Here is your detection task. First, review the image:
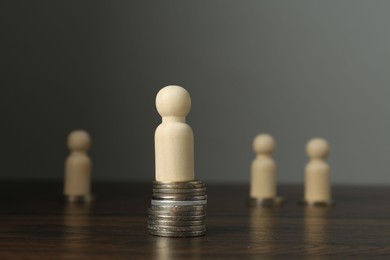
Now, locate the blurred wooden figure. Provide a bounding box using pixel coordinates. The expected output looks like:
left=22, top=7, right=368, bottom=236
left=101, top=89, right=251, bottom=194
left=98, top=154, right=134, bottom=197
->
left=62, top=130, right=94, bottom=203
left=302, top=138, right=333, bottom=206
left=249, top=134, right=283, bottom=207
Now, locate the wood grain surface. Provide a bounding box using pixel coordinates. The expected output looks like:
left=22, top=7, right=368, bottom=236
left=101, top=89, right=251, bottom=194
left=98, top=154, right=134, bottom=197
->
left=0, top=181, right=390, bottom=258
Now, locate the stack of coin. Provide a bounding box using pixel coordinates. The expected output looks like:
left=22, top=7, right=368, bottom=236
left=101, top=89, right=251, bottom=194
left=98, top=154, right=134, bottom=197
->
left=148, top=180, right=207, bottom=237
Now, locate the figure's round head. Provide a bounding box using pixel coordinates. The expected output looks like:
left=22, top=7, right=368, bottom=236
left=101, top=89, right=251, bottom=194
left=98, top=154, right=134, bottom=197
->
left=306, top=138, right=329, bottom=159
left=67, top=130, right=91, bottom=151
left=156, top=85, right=191, bottom=117
left=253, top=133, right=275, bottom=154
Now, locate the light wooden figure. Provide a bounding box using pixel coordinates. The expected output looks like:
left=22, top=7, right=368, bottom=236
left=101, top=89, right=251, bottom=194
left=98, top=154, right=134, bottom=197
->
left=304, top=138, right=332, bottom=206
left=63, top=130, right=93, bottom=202
left=155, top=85, right=195, bottom=182
left=249, top=134, right=283, bottom=206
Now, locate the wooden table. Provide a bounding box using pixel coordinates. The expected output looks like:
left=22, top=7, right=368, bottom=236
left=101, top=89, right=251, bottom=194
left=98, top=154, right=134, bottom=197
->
left=0, top=181, right=389, bottom=258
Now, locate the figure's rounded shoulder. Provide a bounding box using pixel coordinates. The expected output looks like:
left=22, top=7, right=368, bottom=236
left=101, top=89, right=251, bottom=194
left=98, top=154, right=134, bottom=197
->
left=66, top=154, right=90, bottom=164
left=156, top=122, right=192, bottom=131
left=306, top=161, right=329, bottom=173
left=155, top=123, right=193, bottom=138
left=252, top=157, right=276, bottom=172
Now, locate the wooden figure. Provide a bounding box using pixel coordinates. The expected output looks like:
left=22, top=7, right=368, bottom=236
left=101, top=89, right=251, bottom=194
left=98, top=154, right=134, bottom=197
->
left=155, top=85, right=195, bottom=182
left=63, top=130, right=94, bottom=203
left=303, top=138, right=333, bottom=206
left=249, top=134, right=283, bottom=207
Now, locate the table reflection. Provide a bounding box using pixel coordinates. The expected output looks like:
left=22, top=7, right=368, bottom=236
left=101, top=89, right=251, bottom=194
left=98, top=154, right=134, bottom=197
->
left=151, top=234, right=203, bottom=260
left=62, top=204, right=92, bottom=252
left=304, top=206, right=331, bottom=255
left=249, top=207, right=280, bottom=254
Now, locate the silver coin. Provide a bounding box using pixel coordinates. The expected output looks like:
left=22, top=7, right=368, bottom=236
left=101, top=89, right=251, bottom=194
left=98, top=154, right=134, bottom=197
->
left=148, top=224, right=206, bottom=232
left=151, top=199, right=207, bottom=206
left=152, top=187, right=206, bottom=194
left=152, top=191, right=206, bottom=197
left=151, top=205, right=206, bottom=212
left=148, top=214, right=206, bottom=221
left=148, top=209, right=205, bottom=217
left=151, top=211, right=205, bottom=215
left=148, top=209, right=206, bottom=215
left=153, top=185, right=205, bottom=190
left=148, top=218, right=204, bottom=224
left=148, top=206, right=206, bottom=216
left=153, top=187, right=203, bottom=192
left=152, top=195, right=207, bottom=201
left=148, top=226, right=206, bottom=234
left=148, top=229, right=206, bottom=237
left=153, top=181, right=205, bottom=189
left=153, top=192, right=206, bottom=198
left=147, top=219, right=206, bottom=227
left=147, top=219, right=204, bottom=226
left=149, top=214, right=206, bottom=220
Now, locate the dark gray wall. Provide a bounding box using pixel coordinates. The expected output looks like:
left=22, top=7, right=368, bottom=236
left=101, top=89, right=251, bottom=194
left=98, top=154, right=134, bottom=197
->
left=1, top=1, right=389, bottom=184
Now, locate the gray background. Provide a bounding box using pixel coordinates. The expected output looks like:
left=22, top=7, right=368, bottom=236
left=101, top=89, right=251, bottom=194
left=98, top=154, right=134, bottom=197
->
left=1, top=1, right=389, bottom=184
